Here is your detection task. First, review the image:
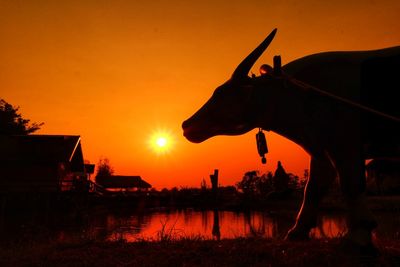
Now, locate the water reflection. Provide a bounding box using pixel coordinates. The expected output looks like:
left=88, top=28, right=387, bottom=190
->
left=2, top=209, right=399, bottom=243
left=212, top=210, right=220, bottom=240
left=77, top=210, right=399, bottom=242
left=310, top=215, right=347, bottom=238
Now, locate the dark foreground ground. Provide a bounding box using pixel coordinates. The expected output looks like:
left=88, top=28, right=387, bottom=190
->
left=1, top=238, right=400, bottom=267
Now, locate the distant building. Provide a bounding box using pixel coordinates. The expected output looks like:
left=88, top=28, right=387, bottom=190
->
left=96, top=175, right=151, bottom=191
left=0, top=135, right=88, bottom=193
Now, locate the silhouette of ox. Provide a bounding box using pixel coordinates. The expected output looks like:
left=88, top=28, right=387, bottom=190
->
left=182, top=29, right=400, bottom=250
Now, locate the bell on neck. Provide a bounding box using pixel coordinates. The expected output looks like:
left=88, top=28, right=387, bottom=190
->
left=256, top=128, right=268, bottom=164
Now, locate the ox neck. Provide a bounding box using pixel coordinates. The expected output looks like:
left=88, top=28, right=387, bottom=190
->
left=251, top=76, right=309, bottom=146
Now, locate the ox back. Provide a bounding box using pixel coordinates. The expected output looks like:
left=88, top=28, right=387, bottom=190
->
left=361, top=53, right=400, bottom=158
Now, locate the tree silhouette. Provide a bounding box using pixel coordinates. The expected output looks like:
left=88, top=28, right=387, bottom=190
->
left=200, top=178, right=207, bottom=191
left=259, top=172, right=274, bottom=195
left=236, top=170, right=274, bottom=197
left=0, top=99, right=43, bottom=135
left=95, top=158, right=114, bottom=185
left=236, top=162, right=303, bottom=199
left=236, top=170, right=260, bottom=196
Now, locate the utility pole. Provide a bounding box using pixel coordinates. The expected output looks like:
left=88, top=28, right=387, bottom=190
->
left=210, top=169, right=219, bottom=194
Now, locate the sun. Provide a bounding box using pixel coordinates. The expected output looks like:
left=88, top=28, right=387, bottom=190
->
left=156, top=137, right=167, bottom=147
left=149, top=130, right=174, bottom=154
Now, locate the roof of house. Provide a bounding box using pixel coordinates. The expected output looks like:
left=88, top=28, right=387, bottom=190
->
left=97, top=175, right=151, bottom=189
left=0, top=135, right=84, bottom=172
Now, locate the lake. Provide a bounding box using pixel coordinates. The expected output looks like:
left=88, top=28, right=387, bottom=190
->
left=55, top=209, right=400, bottom=242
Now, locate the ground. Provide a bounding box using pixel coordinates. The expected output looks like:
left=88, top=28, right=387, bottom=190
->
left=1, top=238, right=400, bottom=267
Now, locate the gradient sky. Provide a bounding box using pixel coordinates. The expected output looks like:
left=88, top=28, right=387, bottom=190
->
left=1, top=0, right=400, bottom=189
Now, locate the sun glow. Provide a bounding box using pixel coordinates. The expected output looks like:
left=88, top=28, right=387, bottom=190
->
left=149, top=130, right=174, bottom=154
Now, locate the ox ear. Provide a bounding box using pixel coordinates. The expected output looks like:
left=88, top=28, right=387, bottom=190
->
left=273, top=55, right=282, bottom=76
left=232, top=28, right=277, bottom=79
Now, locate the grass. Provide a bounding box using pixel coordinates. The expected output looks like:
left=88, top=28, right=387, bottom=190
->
left=1, top=237, right=400, bottom=267
left=156, top=219, right=184, bottom=242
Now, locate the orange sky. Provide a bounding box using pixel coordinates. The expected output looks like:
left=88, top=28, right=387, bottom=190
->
left=1, top=0, right=400, bottom=189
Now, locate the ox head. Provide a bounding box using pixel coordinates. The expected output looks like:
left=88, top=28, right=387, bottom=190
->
left=182, top=29, right=278, bottom=143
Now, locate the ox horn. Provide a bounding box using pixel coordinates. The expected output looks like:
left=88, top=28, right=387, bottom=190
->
left=232, top=28, right=277, bottom=79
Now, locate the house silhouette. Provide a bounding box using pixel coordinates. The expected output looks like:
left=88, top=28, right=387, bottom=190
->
left=96, top=175, right=151, bottom=191
left=0, top=135, right=88, bottom=193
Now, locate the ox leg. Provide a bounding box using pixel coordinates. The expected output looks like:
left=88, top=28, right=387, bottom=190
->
left=336, top=154, right=377, bottom=247
left=286, top=155, right=336, bottom=240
